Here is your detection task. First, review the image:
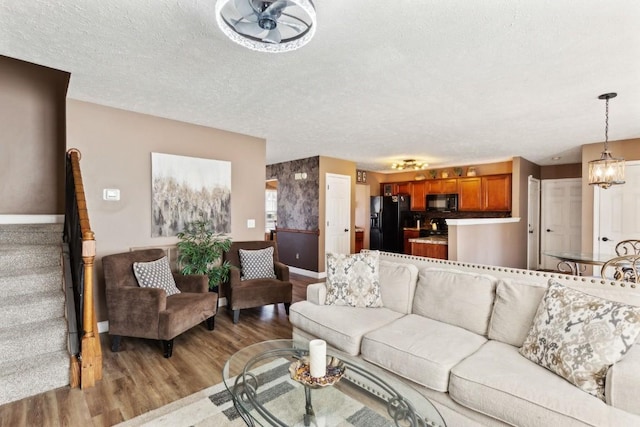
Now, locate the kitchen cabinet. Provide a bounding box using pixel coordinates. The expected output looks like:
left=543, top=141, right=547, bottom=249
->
left=355, top=230, right=364, bottom=253
left=397, top=182, right=411, bottom=195
left=410, top=181, right=426, bottom=210
left=458, top=174, right=512, bottom=212
left=411, top=242, right=448, bottom=259
left=425, top=179, right=458, bottom=195
left=382, top=183, right=398, bottom=196
left=403, top=229, right=420, bottom=254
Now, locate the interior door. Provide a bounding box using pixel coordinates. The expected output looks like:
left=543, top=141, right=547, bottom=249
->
left=325, top=173, right=351, bottom=256
left=527, top=176, right=541, bottom=270
left=540, top=178, right=582, bottom=270
left=594, top=162, right=640, bottom=256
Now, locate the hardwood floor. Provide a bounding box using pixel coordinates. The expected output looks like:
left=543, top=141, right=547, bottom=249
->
left=0, top=273, right=318, bottom=427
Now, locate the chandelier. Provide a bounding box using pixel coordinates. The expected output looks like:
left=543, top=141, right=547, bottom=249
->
left=391, top=159, right=428, bottom=171
left=588, top=93, right=625, bottom=189
left=215, top=0, right=316, bottom=53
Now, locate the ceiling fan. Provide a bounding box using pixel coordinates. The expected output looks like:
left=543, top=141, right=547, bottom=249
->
left=216, top=0, right=316, bottom=52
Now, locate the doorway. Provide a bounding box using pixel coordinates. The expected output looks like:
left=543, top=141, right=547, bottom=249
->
left=527, top=176, right=541, bottom=270
left=540, top=178, right=582, bottom=270
left=325, top=173, right=351, bottom=256
left=265, top=179, right=277, bottom=240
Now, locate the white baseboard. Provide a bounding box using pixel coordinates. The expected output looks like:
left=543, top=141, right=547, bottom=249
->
left=0, top=214, right=64, bottom=224
left=97, top=298, right=228, bottom=334
left=289, top=266, right=326, bottom=280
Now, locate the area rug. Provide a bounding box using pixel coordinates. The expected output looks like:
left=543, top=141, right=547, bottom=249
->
left=116, top=359, right=390, bottom=427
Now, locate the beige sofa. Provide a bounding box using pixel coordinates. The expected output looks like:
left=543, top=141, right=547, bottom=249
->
left=289, top=252, right=640, bottom=426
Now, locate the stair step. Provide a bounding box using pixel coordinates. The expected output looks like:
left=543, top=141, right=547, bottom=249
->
left=0, top=318, right=68, bottom=365
left=0, top=291, right=65, bottom=328
left=0, top=266, right=62, bottom=298
left=0, top=223, right=63, bottom=245
left=0, top=350, right=70, bottom=406
left=0, top=244, right=62, bottom=270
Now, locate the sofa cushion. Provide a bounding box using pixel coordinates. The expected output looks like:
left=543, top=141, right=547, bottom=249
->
left=519, top=281, right=640, bottom=401
left=289, top=300, right=403, bottom=356
left=325, top=251, right=383, bottom=308
left=450, top=340, right=640, bottom=427
left=133, top=256, right=181, bottom=296
left=488, top=279, right=547, bottom=347
left=361, top=314, right=487, bottom=392
left=378, top=260, right=419, bottom=314
left=239, top=247, right=276, bottom=280
left=413, top=268, right=497, bottom=336
left=606, top=344, right=640, bottom=416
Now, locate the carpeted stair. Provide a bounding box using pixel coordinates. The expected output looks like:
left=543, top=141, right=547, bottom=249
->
left=0, top=223, right=70, bottom=406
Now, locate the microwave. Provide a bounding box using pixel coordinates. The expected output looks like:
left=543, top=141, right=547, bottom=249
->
left=426, top=193, right=458, bottom=212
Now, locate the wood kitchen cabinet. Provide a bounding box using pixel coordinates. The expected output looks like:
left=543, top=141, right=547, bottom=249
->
left=411, top=242, right=448, bottom=259
left=425, top=179, right=457, bottom=195
left=355, top=230, right=364, bottom=253
left=397, top=182, right=411, bottom=195
left=458, top=174, right=512, bottom=212
left=403, top=229, right=420, bottom=254
left=410, top=181, right=426, bottom=210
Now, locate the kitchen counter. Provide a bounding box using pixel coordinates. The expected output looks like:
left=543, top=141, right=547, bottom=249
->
left=408, top=236, right=448, bottom=245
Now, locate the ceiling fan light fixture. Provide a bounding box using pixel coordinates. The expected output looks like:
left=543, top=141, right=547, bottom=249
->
left=215, top=0, right=316, bottom=53
left=588, top=93, right=625, bottom=189
left=391, top=159, right=428, bottom=171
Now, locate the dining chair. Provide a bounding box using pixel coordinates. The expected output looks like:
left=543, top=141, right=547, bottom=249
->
left=615, top=240, right=640, bottom=256
left=601, top=254, right=640, bottom=284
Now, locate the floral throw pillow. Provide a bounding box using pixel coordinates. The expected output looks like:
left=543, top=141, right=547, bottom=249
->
left=519, top=280, right=640, bottom=401
left=325, top=251, right=383, bottom=308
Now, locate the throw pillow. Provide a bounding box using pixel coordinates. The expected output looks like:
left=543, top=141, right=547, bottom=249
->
left=519, top=280, right=640, bottom=401
left=239, top=247, right=276, bottom=280
left=325, top=251, right=383, bottom=308
left=133, top=256, right=181, bottom=296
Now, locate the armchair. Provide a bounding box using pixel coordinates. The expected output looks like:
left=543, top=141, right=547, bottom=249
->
left=222, top=241, right=292, bottom=324
left=102, top=248, right=218, bottom=358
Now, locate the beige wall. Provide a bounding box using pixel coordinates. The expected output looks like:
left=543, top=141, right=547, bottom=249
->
left=448, top=221, right=523, bottom=268
left=581, top=138, right=640, bottom=253
left=377, top=160, right=513, bottom=184
left=511, top=157, right=541, bottom=268
left=318, top=156, right=357, bottom=272
left=66, top=100, right=267, bottom=321
left=541, top=163, right=581, bottom=180
left=0, top=56, right=69, bottom=214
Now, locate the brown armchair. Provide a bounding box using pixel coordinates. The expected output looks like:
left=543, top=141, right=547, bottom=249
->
left=102, top=248, right=218, bottom=358
left=222, top=241, right=292, bottom=324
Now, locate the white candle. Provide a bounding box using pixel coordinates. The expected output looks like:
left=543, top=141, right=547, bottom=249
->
left=309, top=339, right=327, bottom=378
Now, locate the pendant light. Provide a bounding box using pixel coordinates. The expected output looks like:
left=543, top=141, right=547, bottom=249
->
left=588, top=93, right=625, bottom=189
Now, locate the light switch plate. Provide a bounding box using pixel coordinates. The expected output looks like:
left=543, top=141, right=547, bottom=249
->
left=247, top=219, right=256, bottom=228
left=103, top=188, right=120, bottom=201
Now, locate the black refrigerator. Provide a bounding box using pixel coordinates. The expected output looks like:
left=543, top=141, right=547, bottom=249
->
left=370, top=195, right=411, bottom=253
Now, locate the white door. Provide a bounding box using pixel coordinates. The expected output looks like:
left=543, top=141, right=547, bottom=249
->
left=325, top=173, right=351, bottom=256
left=540, top=178, right=582, bottom=270
left=594, top=162, right=640, bottom=256
left=527, top=176, right=541, bottom=270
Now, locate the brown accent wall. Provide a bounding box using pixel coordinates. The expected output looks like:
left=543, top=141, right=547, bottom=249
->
left=541, top=163, right=581, bottom=179
left=581, top=138, right=640, bottom=253
left=0, top=56, right=69, bottom=214
left=67, top=100, right=267, bottom=322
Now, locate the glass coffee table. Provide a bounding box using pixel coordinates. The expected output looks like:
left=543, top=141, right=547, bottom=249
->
left=223, top=339, right=445, bottom=426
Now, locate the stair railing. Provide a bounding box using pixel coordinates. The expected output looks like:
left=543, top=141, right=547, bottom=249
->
left=64, top=148, right=102, bottom=389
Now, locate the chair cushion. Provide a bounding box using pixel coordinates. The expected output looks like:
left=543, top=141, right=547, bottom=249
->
left=289, top=301, right=403, bottom=355
left=450, top=340, right=640, bottom=427
left=158, top=292, right=217, bottom=340
left=239, top=247, right=276, bottom=280
left=325, top=251, right=383, bottom=308
left=361, top=314, right=486, bottom=392
left=519, top=280, right=640, bottom=401
left=413, top=268, right=497, bottom=336
left=133, top=256, right=181, bottom=296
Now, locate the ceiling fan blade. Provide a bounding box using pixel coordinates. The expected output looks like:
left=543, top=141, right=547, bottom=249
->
left=233, top=21, right=267, bottom=38
left=262, top=28, right=282, bottom=44
left=277, top=18, right=305, bottom=33
left=264, top=0, right=291, bottom=16
left=233, top=0, right=257, bottom=19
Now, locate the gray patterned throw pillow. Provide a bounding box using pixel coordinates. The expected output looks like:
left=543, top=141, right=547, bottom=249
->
left=132, top=256, right=181, bottom=296
left=239, top=247, right=276, bottom=280
left=325, top=251, right=383, bottom=308
left=519, top=280, right=640, bottom=401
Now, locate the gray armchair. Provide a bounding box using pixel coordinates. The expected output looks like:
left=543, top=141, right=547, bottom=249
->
left=102, top=248, right=218, bottom=357
left=222, top=241, right=292, bottom=324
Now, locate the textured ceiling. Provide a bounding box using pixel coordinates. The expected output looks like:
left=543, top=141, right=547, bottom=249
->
left=1, top=1, right=639, bottom=171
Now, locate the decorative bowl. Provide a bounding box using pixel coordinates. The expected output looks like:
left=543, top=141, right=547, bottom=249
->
left=289, top=356, right=346, bottom=388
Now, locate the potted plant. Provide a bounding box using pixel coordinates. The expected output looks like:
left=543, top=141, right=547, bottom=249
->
left=177, top=218, right=232, bottom=291
left=453, top=167, right=463, bottom=177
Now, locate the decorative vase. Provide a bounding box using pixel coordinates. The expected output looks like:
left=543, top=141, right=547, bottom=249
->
left=441, top=171, right=449, bottom=179
left=467, top=167, right=477, bottom=177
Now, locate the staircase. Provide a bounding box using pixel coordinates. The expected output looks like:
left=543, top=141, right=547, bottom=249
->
left=0, top=223, right=71, bottom=406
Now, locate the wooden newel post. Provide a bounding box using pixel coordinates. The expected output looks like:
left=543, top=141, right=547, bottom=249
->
left=80, top=231, right=102, bottom=388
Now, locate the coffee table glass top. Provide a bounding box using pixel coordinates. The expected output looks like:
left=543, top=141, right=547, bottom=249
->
left=222, top=339, right=445, bottom=426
